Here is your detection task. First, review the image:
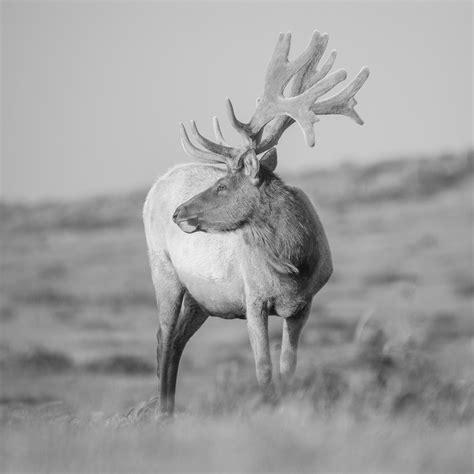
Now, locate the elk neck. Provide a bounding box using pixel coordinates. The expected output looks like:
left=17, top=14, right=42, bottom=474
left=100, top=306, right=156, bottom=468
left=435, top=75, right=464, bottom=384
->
left=241, top=171, right=318, bottom=276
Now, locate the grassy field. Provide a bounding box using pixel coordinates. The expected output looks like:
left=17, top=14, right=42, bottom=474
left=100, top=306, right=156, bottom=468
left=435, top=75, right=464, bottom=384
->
left=1, top=151, right=473, bottom=473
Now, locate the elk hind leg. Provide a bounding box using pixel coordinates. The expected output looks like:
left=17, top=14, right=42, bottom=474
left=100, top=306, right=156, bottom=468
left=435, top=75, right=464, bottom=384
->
left=151, top=261, right=184, bottom=416
left=166, top=293, right=208, bottom=414
left=280, top=303, right=311, bottom=382
left=156, top=327, right=162, bottom=379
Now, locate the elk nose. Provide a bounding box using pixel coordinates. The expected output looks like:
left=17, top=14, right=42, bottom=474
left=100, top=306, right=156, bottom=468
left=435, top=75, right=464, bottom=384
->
left=172, top=207, right=180, bottom=223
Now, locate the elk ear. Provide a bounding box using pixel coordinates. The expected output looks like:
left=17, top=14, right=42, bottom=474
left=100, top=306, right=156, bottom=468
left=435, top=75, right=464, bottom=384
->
left=260, top=148, right=277, bottom=172
left=243, top=151, right=260, bottom=185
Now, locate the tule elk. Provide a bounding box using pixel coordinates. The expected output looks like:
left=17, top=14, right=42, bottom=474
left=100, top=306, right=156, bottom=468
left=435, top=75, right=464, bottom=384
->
left=143, top=31, right=369, bottom=416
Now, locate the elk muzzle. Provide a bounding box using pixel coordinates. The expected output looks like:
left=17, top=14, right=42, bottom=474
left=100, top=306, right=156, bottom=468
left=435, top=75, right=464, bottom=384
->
left=172, top=205, right=201, bottom=233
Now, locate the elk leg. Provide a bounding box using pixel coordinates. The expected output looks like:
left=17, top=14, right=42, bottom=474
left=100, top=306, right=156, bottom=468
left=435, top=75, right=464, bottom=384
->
left=156, top=327, right=162, bottom=379
left=166, top=292, right=208, bottom=414
left=151, top=260, right=184, bottom=416
left=246, top=302, right=273, bottom=395
left=280, top=303, right=311, bottom=382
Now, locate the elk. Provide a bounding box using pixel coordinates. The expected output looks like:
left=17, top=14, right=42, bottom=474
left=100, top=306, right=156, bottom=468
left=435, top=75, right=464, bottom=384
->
left=143, top=31, right=369, bottom=416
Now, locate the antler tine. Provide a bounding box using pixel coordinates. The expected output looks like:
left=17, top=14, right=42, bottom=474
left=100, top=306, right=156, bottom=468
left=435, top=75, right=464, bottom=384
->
left=179, top=123, right=229, bottom=165
left=303, top=69, right=348, bottom=101
left=290, top=33, right=329, bottom=96
left=213, top=116, right=230, bottom=146
left=225, top=98, right=252, bottom=144
left=190, top=120, right=236, bottom=157
left=312, top=67, right=370, bottom=124
left=264, top=31, right=324, bottom=98
left=306, top=50, right=337, bottom=89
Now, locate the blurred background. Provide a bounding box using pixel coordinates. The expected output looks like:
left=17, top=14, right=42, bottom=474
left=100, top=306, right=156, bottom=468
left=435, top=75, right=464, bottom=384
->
left=1, top=2, right=473, bottom=473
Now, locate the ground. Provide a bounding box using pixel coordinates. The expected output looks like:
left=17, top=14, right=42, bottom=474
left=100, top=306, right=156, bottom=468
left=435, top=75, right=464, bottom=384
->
left=0, top=151, right=473, bottom=473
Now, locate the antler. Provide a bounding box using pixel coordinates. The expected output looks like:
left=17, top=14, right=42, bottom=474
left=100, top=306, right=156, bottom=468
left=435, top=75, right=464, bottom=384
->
left=179, top=120, right=240, bottom=167
left=179, top=31, right=369, bottom=167
left=244, top=31, right=369, bottom=152
left=255, top=55, right=370, bottom=153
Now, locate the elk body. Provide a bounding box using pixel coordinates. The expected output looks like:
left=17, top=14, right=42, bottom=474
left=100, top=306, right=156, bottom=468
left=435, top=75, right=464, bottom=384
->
left=143, top=31, right=369, bottom=415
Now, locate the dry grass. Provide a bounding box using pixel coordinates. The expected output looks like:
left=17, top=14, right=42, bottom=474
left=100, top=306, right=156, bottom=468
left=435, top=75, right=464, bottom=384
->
left=2, top=409, right=472, bottom=474
left=1, top=328, right=473, bottom=473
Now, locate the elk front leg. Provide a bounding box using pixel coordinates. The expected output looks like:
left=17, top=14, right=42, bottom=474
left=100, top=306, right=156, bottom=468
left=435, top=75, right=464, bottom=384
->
left=246, top=301, right=273, bottom=396
left=280, top=303, right=311, bottom=382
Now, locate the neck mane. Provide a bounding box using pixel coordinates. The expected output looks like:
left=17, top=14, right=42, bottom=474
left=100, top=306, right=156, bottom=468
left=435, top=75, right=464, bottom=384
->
left=242, top=171, right=317, bottom=275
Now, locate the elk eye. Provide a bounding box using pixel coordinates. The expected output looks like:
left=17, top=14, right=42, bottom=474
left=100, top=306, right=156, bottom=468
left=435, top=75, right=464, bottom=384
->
left=217, top=184, right=227, bottom=193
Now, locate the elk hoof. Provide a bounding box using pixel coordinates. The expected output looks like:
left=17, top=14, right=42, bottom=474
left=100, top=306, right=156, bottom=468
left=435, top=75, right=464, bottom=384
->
left=262, top=383, right=278, bottom=406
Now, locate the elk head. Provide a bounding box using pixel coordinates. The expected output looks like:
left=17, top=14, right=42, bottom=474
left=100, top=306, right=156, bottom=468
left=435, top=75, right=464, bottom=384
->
left=174, top=31, right=369, bottom=233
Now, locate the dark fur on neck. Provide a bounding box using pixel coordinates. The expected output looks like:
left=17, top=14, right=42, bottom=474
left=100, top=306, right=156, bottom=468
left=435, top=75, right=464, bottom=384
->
left=242, top=168, right=319, bottom=275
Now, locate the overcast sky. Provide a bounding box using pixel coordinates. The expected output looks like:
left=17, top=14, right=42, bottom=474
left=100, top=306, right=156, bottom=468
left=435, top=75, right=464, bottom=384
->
left=2, top=1, right=472, bottom=201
